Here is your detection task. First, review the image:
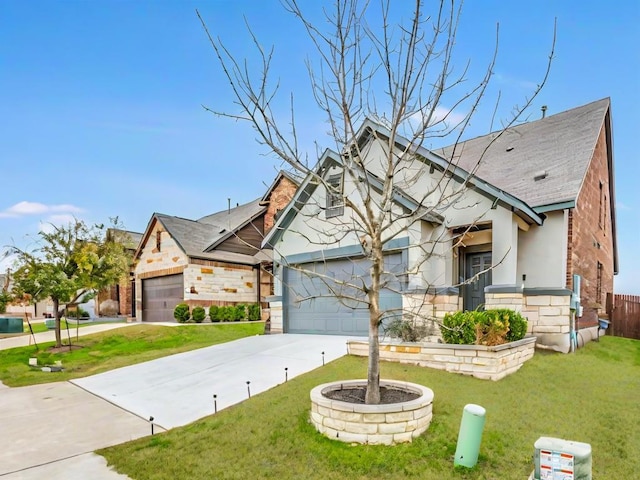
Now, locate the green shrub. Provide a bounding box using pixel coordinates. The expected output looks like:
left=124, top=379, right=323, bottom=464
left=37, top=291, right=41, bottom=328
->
left=441, top=308, right=528, bottom=345
left=385, top=317, right=431, bottom=342
left=494, top=308, right=528, bottom=342
left=248, top=304, right=261, bottom=321
left=173, top=303, right=191, bottom=323
left=234, top=304, right=246, bottom=321
left=209, top=305, right=221, bottom=322
left=441, top=310, right=479, bottom=344
left=67, top=307, right=90, bottom=318
left=192, top=306, right=206, bottom=323
left=221, top=306, right=235, bottom=322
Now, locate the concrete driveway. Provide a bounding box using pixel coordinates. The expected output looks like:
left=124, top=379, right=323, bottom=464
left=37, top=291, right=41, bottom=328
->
left=0, top=333, right=352, bottom=478
left=71, top=334, right=351, bottom=429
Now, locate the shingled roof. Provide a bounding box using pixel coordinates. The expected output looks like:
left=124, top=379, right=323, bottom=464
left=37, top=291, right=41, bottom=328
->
left=138, top=199, right=266, bottom=265
left=436, top=98, right=611, bottom=210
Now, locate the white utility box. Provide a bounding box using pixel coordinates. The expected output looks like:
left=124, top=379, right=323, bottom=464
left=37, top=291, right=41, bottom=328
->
left=532, top=436, right=592, bottom=480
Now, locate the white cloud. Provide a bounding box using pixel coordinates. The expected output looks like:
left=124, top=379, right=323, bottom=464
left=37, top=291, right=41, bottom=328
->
left=0, top=201, right=84, bottom=219
left=39, top=214, right=79, bottom=234
left=410, top=105, right=467, bottom=130
left=0, top=253, right=16, bottom=273
left=494, top=72, right=538, bottom=90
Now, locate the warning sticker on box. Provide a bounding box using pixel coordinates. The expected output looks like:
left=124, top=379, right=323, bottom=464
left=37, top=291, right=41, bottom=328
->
left=539, top=450, right=574, bottom=480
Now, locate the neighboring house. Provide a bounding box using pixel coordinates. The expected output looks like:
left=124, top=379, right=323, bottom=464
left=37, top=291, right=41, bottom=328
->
left=97, top=229, right=144, bottom=317
left=264, top=98, right=617, bottom=352
left=0, top=272, right=52, bottom=318
left=133, top=171, right=299, bottom=322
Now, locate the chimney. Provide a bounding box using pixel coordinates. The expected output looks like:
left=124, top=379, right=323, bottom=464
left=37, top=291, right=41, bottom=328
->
left=228, top=198, right=231, bottom=214
left=541, top=105, right=548, bottom=119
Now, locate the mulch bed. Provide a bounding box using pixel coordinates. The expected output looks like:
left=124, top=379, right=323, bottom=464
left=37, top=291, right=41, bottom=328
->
left=47, top=344, right=83, bottom=354
left=324, top=385, right=420, bottom=404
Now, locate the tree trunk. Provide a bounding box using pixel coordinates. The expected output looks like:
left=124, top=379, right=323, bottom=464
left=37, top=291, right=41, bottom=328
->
left=53, top=298, right=62, bottom=348
left=365, top=240, right=383, bottom=404
left=365, top=318, right=381, bottom=404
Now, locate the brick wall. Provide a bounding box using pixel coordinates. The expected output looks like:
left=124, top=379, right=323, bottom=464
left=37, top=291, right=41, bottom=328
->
left=570, top=124, right=615, bottom=326
left=264, top=176, right=298, bottom=232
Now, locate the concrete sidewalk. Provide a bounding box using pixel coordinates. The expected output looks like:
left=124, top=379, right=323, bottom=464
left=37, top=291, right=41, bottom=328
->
left=0, top=322, right=137, bottom=350
left=0, top=382, right=150, bottom=478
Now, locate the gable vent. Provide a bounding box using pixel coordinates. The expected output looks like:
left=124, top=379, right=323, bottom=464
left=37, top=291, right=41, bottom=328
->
left=533, top=170, right=549, bottom=181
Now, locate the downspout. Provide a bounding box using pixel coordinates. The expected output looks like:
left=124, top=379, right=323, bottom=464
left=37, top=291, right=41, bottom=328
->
left=256, top=264, right=261, bottom=307
left=570, top=274, right=582, bottom=352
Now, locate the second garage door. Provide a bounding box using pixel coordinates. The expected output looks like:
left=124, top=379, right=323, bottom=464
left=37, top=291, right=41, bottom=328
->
left=283, top=254, right=404, bottom=336
left=142, top=274, right=184, bottom=322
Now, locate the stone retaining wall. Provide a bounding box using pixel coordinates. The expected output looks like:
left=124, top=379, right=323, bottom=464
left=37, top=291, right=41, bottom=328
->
left=310, top=380, right=434, bottom=445
left=348, top=337, right=536, bottom=381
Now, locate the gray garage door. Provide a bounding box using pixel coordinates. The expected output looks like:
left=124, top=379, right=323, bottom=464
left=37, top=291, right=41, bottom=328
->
left=283, top=254, right=404, bottom=335
left=142, top=274, right=184, bottom=322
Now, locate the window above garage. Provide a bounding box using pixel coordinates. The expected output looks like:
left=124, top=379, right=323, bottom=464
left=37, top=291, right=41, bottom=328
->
left=326, top=174, right=344, bottom=218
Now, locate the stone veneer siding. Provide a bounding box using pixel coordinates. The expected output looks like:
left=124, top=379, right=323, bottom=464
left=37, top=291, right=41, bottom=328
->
left=484, top=290, right=572, bottom=337
left=267, top=299, right=283, bottom=333
left=348, top=337, right=536, bottom=381
left=403, top=291, right=461, bottom=332
left=310, top=380, right=434, bottom=445
left=183, top=262, right=258, bottom=304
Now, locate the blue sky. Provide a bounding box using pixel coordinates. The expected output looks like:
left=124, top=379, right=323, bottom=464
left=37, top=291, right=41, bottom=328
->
left=0, top=0, right=638, bottom=294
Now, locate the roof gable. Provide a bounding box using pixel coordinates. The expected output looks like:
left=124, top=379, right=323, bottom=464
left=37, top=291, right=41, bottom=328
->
left=260, top=170, right=303, bottom=204
left=134, top=199, right=267, bottom=266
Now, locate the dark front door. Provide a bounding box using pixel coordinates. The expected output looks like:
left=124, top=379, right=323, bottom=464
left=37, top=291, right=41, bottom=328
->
left=463, top=252, right=492, bottom=311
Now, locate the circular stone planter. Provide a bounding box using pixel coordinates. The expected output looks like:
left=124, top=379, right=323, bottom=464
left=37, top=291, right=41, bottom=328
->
left=310, top=379, right=434, bottom=445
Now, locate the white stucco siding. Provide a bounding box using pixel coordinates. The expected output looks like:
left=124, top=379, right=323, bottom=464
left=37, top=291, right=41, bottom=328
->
left=517, top=210, right=566, bottom=288
left=407, top=221, right=452, bottom=289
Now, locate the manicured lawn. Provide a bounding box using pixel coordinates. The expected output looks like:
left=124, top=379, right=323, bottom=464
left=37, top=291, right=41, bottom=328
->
left=100, top=336, right=639, bottom=479
left=0, top=322, right=265, bottom=387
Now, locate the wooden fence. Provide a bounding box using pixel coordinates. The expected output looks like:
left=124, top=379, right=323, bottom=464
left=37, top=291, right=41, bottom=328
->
left=607, top=293, right=640, bottom=340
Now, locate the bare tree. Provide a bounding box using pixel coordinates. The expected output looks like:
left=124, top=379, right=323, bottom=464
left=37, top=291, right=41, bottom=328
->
left=199, top=0, right=554, bottom=403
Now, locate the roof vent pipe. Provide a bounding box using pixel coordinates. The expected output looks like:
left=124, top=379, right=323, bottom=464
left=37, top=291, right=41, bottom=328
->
left=541, top=105, right=548, bottom=118
left=534, top=170, right=549, bottom=181
left=228, top=198, right=231, bottom=214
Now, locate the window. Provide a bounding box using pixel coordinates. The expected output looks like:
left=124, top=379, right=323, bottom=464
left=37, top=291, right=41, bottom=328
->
left=156, top=231, right=162, bottom=251
left=596, top=261, right=603, bottom=303
left=598, top=181, right=605, bottom=229
left=326, top=174, right=344, bottom=218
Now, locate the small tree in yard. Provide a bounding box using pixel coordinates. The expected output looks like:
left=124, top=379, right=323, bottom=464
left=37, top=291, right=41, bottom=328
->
left=200, top=1, right=553, bottom=403
left=6, top=219, right=131, bottom=348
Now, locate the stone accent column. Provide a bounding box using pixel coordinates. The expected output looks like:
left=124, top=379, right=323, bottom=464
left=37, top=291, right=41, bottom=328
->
left=267, top=296, right=283, bottom=334
left=484, top=292, right=524, bottom=312
left=522, top=288, right=572, bottom=353
left=402, top=288, right=460, bottom=339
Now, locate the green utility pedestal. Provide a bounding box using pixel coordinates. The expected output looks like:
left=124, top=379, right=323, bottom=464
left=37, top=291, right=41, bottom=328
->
left=0, top=317, right=24, bottom=334
left=454, top=403, right=486, bottom=468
